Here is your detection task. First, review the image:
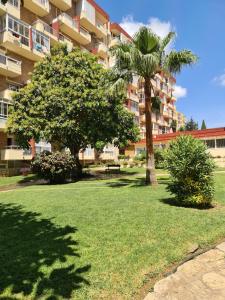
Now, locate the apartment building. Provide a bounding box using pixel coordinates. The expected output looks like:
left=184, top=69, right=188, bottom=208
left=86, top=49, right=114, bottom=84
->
left=0, top=0, right=186, bottom=173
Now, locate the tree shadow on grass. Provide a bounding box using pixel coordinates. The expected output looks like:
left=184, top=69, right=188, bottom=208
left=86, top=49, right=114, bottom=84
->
left=106, top=177, right=147, bottom=188
left=0, top=203, right=90, bottom=299
left=106, top=176, right=170, bottom=188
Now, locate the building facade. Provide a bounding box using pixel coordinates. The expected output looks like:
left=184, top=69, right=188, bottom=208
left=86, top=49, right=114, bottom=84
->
left=0, top=0, right=186, bottom=173
left=128, top=128, right=225, bottom=164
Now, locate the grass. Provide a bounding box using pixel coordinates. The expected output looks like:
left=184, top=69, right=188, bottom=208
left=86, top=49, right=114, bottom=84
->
left=0, top=170, right=225, bottom=299
left=0, top=174, right=36, bottom=187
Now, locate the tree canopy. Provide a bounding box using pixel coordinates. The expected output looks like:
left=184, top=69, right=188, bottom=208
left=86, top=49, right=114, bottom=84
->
left=185, top=118, right=199, bottom=131
left=110, top=27, right=198, bottom=185
left=201, top=120, right=207, bottom=130
left=7, top=45, right=139, bottom=170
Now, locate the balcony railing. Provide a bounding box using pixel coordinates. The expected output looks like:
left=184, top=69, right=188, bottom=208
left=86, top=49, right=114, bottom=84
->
left=80, top=26, right=90, bottom=38
left=0, top=53, right=21, bottom=76
left=0, top=53, right=21, bottom=68
left=59, top=13, right=79, bottom=31
left=35, top=0, right=49, bottom=8
left=1, top=0, right=20, bottom=7
left=33, top=19, right=58, bottom=37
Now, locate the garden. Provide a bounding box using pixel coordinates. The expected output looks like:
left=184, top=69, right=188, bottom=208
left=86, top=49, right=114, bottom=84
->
left=0, top=165, right=225, bottom=299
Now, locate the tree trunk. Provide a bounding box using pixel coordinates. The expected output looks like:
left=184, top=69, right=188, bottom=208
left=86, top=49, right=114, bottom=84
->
left=69, top=146, right=82, bottom=178
left=144, top=77, right=158, bottom=185
left=94, top=149, right=102, bottom=165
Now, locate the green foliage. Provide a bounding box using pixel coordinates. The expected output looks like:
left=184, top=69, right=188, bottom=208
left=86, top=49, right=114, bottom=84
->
left=165, top=135, right=215, bottom=207
left=154, top=147, right=167, bottom=169
left=118, top=154, right=130, bottom=160
left=31, top=151, right=76, bottom=184
left=152, top=96, right=161, bottom=113
left=8, top=45, right=139, bottom=169
left=170, top=120, right=177, bottom=132
left=134, top=152, right=146, bottom=161
left=201, top=120, right=207, bottom=130
left=110, top=26, right=197, bottom=185
left=185, top=117, right=198, bottom=131
left=179, top=126, right=185, bottom=132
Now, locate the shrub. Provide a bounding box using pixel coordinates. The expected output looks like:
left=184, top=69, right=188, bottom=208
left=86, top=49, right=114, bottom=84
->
left=31, top=151, right=76, bottom=184
left=164, top=135, right=215, bottom=207
left=134, top=152, right=146, bottom=161
left=154, top=147, right=166, bottom=169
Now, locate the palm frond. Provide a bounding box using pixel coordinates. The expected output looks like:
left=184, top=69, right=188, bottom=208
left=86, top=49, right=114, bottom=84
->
left=164, top=50, right=198, bottom=74
left=133, top=27, right=160, bottom=54
left=160, top=32, right=176, bottom=52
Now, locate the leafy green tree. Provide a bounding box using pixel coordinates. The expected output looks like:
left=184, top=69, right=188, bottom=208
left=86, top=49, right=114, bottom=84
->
left=185, top=117, right=198, bottom=131
left=111, top=27, right=197, bottom=185
left=201, top=120, right=207, bottom=130
left=165, top=135, right=215, bottom=207
left=179, top=126, right=185, bottom=132
left=7, top=45, right=139, bottom=175
left=170, top=120, right=177, bottom=132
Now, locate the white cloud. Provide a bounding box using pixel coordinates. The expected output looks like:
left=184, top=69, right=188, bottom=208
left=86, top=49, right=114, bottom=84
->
left=173, top=85, right=187, bottom=99
left=213, top=73, right=225, bottom=87
left=120, top=15, right=175, bottom=39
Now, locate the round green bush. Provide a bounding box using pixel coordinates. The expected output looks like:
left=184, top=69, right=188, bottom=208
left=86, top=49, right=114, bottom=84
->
left=164, top=135, right=215, bottom=207
left=31, top=151, right=76, bottom=184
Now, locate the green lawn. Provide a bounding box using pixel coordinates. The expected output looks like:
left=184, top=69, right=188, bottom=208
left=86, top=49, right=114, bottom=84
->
left=0, top=171, right=225, bottom=299
left=0, top=174, right=36, bottom=187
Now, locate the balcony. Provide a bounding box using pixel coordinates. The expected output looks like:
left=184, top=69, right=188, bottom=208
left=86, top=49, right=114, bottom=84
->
left=58, top=13, right=91, bottom=45
left=94, top=42, right=108, bottom=58
left=0, top=30, right=48, bottom=62
left=128, top=92, right=139, bottom=102
left=33, top=19, right=58, bottom=45
left=0, top=53, right=21, bottom=77
left=0, top=89, right=13, bottom=101
left=49, top=0, right=71, bottom=11
left=0, top=118, right=6, bottom=129
left=59, top=33, right=73, bottom=52
left=139, top=101, right=145, bottom=109
left=24, top=0, right=49, bottom=17
left=140, top=114, right=146, bottom=123
left=80, top=11, right=107, bottom=38
left=1, top=146, right=32, bottom=160
left=0, top=0, right=20, bottom=18
left=110, top=37, right=120, bottom=47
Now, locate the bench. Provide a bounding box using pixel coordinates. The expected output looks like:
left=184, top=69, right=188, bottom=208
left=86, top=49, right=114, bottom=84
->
left=105, top=164, right=121, bottom=172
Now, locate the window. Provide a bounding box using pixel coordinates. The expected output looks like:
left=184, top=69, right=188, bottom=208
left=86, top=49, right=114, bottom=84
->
left=205, top=139, right=215, bottom=149
left=0, top=99, right=10, bottom=118
left=8, top=83, right=21, bottom=91
left=84, top=147, right=94, bottom=157
left=216, top=139, right=225, bottom=148
left=32, top=29, right=50, bottom=53
left=130, top=100, right=139, bottom=112
left=7, top=15, right=29, bottom=46
left=136, top=147, right=145, bottom=155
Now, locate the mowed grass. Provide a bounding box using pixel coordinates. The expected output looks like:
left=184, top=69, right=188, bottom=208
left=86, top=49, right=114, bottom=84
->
left=0, top=171, right=225, bottom=299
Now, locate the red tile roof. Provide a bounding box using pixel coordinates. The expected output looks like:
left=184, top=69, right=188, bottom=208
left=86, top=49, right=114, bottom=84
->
left=136, top=127, right=225, bottom=145
left=110, top=23, right=132, bottom=40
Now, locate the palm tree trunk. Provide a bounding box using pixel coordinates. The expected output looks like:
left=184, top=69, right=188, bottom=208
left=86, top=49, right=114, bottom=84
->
left=144, top=77, right=157, bottom=185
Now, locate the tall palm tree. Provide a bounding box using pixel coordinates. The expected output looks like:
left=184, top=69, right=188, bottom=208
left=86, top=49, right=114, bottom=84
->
left=110, top=27, right=197, bottom=185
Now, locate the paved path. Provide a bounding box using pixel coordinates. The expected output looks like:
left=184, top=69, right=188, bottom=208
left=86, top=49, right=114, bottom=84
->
left=145, top=242, right=225, bottom=300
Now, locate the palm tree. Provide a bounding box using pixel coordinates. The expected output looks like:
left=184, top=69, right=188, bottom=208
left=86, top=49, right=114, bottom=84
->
left=110, top=27, right=197, bottom=185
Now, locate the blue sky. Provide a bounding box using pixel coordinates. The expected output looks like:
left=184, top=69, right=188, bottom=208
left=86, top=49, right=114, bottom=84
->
left=97, top=0, right=225, bottom=128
